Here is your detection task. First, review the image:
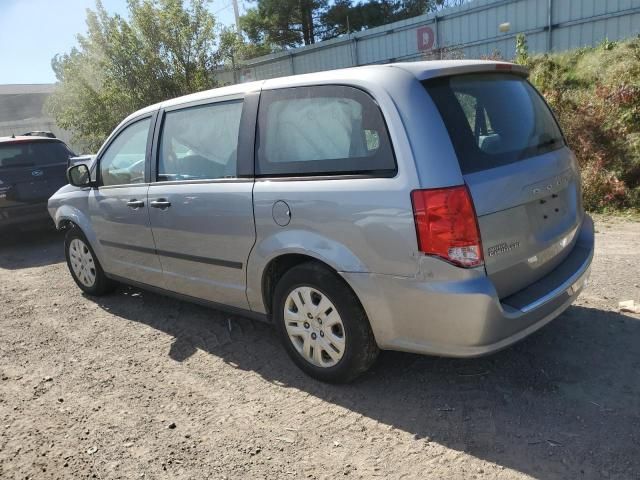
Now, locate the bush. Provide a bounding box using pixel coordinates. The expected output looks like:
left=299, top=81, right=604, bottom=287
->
left=525, top=37, right=640, bottom=212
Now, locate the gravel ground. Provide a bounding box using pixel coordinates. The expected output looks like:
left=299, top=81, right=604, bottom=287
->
left=0, top=217, right=639, bottom=479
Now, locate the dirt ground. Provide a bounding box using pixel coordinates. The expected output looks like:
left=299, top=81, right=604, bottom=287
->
left=0, top=217, right=639, bottom=480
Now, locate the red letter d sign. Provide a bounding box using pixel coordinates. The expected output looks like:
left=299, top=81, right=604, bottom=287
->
left=417, top=26, right=435, bottom=51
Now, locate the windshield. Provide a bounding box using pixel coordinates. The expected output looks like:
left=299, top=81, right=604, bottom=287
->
left=423, top=73, right=564, bottom=174
left=0, top=141, right=72, bottom=169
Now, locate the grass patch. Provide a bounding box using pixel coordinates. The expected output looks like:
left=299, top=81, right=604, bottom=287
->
left=522, top=37, right=640, bottom=212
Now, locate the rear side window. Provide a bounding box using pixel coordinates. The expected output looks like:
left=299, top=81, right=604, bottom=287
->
left=424, top=73, right=564, bottom=174
left=0, top=141, right=71, bottom=168
left=157, top=100, right=243, bottom=181
left=256, top=85, right=396, bottom=177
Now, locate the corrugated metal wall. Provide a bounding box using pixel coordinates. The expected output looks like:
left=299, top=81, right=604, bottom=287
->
left=218, top=0, right=640, bottom=84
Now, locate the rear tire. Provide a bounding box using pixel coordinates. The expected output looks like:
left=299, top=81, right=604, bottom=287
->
left=273, top=262, right=379, bottom=383
left=64, top=227, right=116, bottom=296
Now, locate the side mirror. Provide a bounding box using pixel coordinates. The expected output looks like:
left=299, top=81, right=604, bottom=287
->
left=67, top=164, right=94, bottom=187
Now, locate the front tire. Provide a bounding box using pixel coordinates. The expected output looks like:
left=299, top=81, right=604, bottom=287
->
left=64, top=227, right=116, bottom=296
left=273, top=262, right=379, bottom=383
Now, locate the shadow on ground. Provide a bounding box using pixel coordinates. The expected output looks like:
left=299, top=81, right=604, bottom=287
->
left=0, top=227, right=64, bottom=269
left=93, top=286, right=640, bottom=479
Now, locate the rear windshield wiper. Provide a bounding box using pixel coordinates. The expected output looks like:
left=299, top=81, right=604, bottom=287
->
left=536, top=138, right=562, bottom=150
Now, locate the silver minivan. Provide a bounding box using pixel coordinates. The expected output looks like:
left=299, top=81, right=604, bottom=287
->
left=49, top=60, right=594, bottom=382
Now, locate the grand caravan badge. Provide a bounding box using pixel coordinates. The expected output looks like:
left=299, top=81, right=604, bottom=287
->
left=487, top=241, right=520, bottom=257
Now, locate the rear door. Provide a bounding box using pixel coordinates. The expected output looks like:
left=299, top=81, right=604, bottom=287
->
left=147, top=94, right=256, bottom=309
left=0, top=140, right=71, bottom=209
left=424, top=73, right=582, bottom=298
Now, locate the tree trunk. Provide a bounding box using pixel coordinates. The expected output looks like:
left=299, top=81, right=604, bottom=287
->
left=307, top=7, right=315, bottom=44
left=300, top=0, right=314, bottom=45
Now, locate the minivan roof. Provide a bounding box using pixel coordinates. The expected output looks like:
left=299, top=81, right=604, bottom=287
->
left=123, top=60, right=528, bottom=124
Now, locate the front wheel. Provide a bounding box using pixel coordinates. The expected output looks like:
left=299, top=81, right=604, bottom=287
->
left=64, top=227, right=116, bottom=296
left=273, top=262, right=379, bottom=383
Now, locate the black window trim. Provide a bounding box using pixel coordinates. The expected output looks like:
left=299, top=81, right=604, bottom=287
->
left=254, top=84, right=398, bottom=180
left=150, top=93, right=256, bottom=184
left=254, top=172, right=396, bottom=182
left=96, top=111, right=158, bottom=189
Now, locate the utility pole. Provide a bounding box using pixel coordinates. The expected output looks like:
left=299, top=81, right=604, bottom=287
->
left=547, top=0, right=553, bottom=52
left=232, top=0, right=241, bottom=34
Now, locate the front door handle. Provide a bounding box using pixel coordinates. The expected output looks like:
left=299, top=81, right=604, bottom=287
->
left=150, top=199, right=171, bottom=209
left=126, top=199, right=145, bottom=209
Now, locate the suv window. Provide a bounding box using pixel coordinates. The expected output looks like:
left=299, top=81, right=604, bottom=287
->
left=0, top=141, right=72, bottom=168
left=256, top=86, right=396, bottom=177
left=423, top=73, right=564, bottom=174
left=99, top=118, right=151, bottom=186
left=157, top=100, right=243, bottom=181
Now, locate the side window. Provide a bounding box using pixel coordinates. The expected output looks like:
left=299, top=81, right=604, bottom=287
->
left=99, top=118, right=151, bottom=187
left=157, top=100, right=243, bottom=182
left=256, top=85, right=396, bottom=177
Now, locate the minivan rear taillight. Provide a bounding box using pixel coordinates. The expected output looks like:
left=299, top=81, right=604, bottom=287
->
left=411, top=186, right=484, bottom=268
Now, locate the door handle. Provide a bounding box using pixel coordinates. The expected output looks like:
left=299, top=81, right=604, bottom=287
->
left=126, top=199, right=145, bottom=209
left=150, top=199, right=171, bottom=209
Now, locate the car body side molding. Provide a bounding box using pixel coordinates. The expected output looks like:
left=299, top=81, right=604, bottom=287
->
left=99, top=239, right=243, bottom=270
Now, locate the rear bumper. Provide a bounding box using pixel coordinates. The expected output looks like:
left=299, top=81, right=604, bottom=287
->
left=342, top=214, right=594, bottom=357
left=0, top=203, right=52, bottom=229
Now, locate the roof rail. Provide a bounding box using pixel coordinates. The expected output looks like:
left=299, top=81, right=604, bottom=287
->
left=22, top=131, right=56, bottom=138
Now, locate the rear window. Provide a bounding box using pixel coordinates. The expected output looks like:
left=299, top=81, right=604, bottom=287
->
left=423, top=73, right=564, bottom=174
left=0, top=141, right=72, bottom=169
left=256, top=85, right=396, bottom=177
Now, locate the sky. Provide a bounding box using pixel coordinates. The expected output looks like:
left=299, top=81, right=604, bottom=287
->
left=0, top=0, right=244, bottom=85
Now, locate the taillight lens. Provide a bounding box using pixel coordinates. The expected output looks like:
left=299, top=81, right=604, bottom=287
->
left=411, top=185, right=484, bottom=268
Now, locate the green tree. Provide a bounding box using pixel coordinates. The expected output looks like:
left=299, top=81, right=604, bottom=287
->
left=218, top=26, right=273, bottom=68
left=46, top=0, right=219, bottom=151
left=239, top=0, right=469, bottom=51
left=239, top=0, right=328, bottom=49
left=435, top=0, right=467, bottom=8
left=250, top=0, right=450, bottom=43
left=300, top=0, right=447, bottom=42
left=320, top=0, right=388, bottom=38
